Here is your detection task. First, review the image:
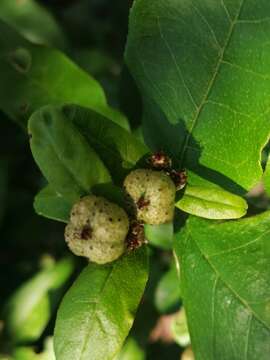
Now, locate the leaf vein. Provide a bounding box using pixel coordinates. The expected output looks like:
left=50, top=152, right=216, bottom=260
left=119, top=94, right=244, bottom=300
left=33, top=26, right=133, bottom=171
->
left=244, top=314, right=252, bottom=360
left=157, top=16, right=199, bottom=110
left=211, top=275, right=219, bottom=360
left=188, top=231, right=270, bottom=331
left=179, top=0, right=245, bottom=166
left=208, top=229, right=270, bottom=257
left=79, top=266, right=115, bottom=360
left=221, top=0, right=233, bottom=23
left=191, top=1, right=222, bottom=50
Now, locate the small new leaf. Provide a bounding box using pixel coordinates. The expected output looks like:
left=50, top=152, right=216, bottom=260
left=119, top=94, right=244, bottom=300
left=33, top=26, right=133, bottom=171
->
left=4, top=258, right=74, bottom=343
left=175, top=185, right=247, bottom=219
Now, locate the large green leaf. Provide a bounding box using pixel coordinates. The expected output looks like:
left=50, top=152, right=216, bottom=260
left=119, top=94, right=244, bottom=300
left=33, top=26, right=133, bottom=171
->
left=63, top=105, right=148, bottom=183
left=126, top=0, right=270, bottom=193
left=29, top=105, right=111, bottom=203
left=13, top=337, right=55, bottom=360
left=54, top=248, right=149, bottom=360
left=0, top=0, right=66, bottom=48
left=176, top=185, right=248, bottom=219
left=115, top=338, right=145, bottom=360
left=174, top=212, right=270, bottom=360
left=30, top=104, right=146, bottom=221
left=0, top=20, right=128, bottom=129
left=4, top=258, right=74, bottom=343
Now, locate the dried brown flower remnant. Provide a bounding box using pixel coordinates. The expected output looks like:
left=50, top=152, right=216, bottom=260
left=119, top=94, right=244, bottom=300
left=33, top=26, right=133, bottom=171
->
left=168, top=169, right=187, bottom=190
left=126, top=220, right=145, bottom=251
left=148, top=151, right=172, bottom=170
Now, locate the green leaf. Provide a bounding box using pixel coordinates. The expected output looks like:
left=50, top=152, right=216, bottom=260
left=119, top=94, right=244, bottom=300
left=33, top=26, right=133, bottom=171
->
left=34, top=185, right=73, bottom=223
left=63, top=105, right=148, bottom=183
left=13, top=337, right=56, bottom=360
left=115, top=338, right=145, bottom=360
left=0, top=20, right=128, bottom=129
left=174, top=212, right=270, bottom=360
left=176, top=185, right=248, bottom=219
left=34, top=183, right=128, bottom=224
left=29, top=105, right=111, bottom=203
left=0, top=0, right=66, bottom=48
left=144, top=222, right=173, bottom=250
left=54, top=248, right=149, bottom=360
left=125, top=0, right=270, bottom=193
left=171, top=309, right=190, bottom=347
left=154, top=263, right=181, bottom=313
left=4, top=258, right=74, bottom=343
left=32, top=104, right=147, bottom=220
left=13, top=348, right=37, bottom=360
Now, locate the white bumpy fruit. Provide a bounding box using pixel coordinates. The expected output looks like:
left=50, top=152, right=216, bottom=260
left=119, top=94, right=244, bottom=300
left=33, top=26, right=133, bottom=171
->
left=124, top=169, right=176, bottom=225
left=65, top=195, right=129, bottom=264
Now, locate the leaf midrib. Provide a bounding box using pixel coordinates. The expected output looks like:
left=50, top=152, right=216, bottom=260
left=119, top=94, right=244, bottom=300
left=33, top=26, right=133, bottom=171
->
left=79, top=265, right=115, bottom=360
left=179, top=0, right=245, bottom=166
left=39, top=120, right=107, bottom=196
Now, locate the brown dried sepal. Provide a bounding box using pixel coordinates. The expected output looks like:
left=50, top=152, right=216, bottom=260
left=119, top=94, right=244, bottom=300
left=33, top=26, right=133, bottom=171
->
left=147, top=151, right=172, bottom=170
left=126, top=220, right=146, bottom=251
left=168, top=169, right=187, bottom=190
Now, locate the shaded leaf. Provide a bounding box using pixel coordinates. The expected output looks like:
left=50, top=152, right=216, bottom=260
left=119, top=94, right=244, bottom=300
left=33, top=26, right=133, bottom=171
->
left=0, top=0, right=66, bottom=48
left=115, top=337, right=145, bottom=360
left=174, top=212, right=270, bottom=359
left=54, top=248, right=149, bottom=360
left=0, top=20, right=128, bottom=129
left=176, top=185, right=248, bottom=219
left=29, top=105, right=111, bottom=203
left=63, top=105, right=148, bottom=183
left=171, top=309, right=190, bottom=347
left=34, top=185, right=73, bottom=223
left=145, top=223, right=173, bottom=250
left=154, top=263, right=181, bottom=313
left=4, top=258, right=74, bottom=343
left=13, top=337, right=55, bottom=360
left=34, top=182, right=128, bottom=224
left=126, top=0, right=270, bottom=193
